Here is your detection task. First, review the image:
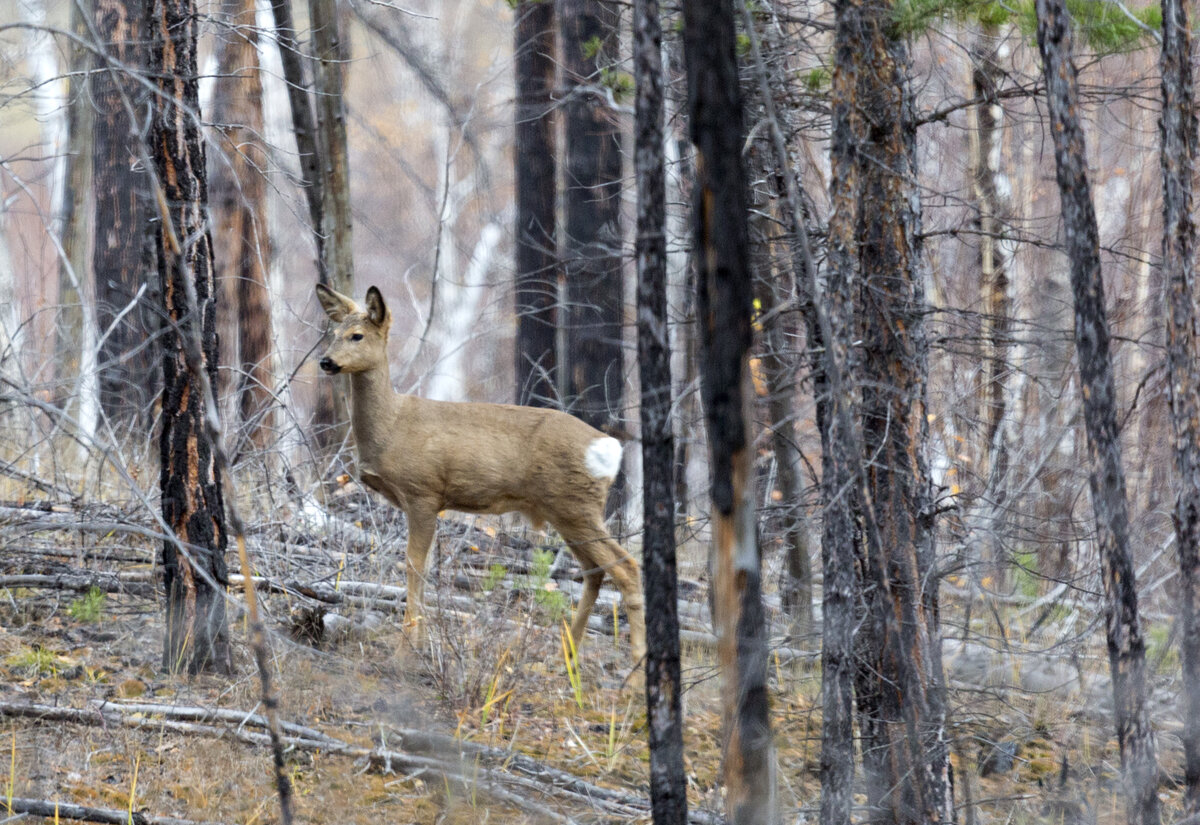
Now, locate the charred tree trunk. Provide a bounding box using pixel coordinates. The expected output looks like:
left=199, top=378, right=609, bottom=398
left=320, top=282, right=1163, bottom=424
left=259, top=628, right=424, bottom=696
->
left=148, top=0, right=230, bottom=674
left=94, top=0, right=157, bottom=429
left=635, top=0, right=686, bottom=821
left=211, top=0, right=274, bottom=451
left=682, top=0, right=773, bottom=821
left=513, top=0, right=558, bottom=407
left=559, top=0, right=624, bottom=433
left=1159, top=0, right=1200, bottom=812
left=825, top=0, right=953, bottom=821
left=1035, top=2, right=1160, bottom=823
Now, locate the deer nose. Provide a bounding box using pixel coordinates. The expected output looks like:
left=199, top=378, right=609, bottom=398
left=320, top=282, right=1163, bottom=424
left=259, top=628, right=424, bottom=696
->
left=319, top=357, right=340, bottom=374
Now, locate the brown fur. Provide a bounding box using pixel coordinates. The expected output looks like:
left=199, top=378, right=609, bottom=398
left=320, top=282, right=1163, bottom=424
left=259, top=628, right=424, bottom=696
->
left=316, top=284, right=645, bottom=665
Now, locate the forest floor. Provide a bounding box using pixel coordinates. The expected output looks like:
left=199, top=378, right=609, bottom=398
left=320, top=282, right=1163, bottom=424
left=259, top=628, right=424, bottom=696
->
left=0, top=472, right=1191, bottom=824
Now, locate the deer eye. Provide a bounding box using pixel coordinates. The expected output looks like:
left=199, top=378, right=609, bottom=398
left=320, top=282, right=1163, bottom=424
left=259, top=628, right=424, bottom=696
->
left=350, top=333, right=364, bottom=342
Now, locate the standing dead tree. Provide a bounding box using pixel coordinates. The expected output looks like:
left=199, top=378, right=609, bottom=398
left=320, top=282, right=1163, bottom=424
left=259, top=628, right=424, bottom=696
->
left=211, top=0, right=275, bottom=451
left=682, top=0, right=773, bottom=820
left=1159, top=0, right=1200, bottom=811
left=147, top=0, right=230, bottom=674
left=635, top=0, right=686, bottom=820
left=559, top=0, right=624, bottom=435
left=513, top=0, right=558, bottom=407
left=1035, top=1, right=1161, bottom=823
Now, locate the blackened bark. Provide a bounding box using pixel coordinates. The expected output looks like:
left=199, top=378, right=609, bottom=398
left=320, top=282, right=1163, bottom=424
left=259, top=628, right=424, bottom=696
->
left=514, top=0, right=558, bottom=407
left=1159, top=0, right=1200, bottom=812
left=820, top=5, right=865, bottom=820
left=268, top=0, right=324, bottom=278
left=635, top=0, right=686, bottom=821
left=822, top=0, right=953, bottom=821
left=148, top=0, right=230, bottom=674
left=94, top=0, right=157, bottom=427
left=853, top=4, right=951, bottom=822
left=682, top=0, right=773, bottom=821
left=211, top=0, right=274, bottom=450
left=1035, top=3, right=1160, bottom=824
left=559, top=0, right=624, bottom=432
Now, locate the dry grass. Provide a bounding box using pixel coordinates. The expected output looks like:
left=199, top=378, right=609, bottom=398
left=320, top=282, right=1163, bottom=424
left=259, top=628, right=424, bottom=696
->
left=0, top=430, right=1192, bottom=825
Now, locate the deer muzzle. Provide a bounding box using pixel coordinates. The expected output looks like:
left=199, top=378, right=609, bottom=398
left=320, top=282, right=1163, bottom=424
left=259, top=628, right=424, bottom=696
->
left=318, top=357, right=341, bottom=374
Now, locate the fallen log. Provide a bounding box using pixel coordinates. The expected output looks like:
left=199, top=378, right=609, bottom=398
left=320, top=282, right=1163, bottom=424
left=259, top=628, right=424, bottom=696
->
left=6, top=797, right=233, bottom=825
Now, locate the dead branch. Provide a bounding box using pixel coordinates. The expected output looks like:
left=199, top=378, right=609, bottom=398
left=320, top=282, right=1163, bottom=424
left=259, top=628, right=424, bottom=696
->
left=6, top=797, right=232, bottom=825
left=0, top=699, right=655, bottom=823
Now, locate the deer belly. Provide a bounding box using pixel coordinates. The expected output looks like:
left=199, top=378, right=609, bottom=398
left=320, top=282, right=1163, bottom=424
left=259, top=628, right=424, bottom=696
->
left=360, top=470, right=405, bottom=508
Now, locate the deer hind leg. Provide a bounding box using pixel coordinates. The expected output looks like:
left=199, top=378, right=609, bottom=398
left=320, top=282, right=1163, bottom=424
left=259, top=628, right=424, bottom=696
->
left=402, top=499, right=440, bottom=633
left=562, top=523, right=646, bottom=666
left=570, top=567, right=605, bottom=651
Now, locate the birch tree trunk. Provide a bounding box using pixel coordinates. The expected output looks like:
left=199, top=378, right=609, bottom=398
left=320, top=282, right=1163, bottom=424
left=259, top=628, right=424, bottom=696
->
left=513, top=0, right=558, bottom=407
left=1035, top=2, right=1160, bottom=823
left=1158, top=0, right=1200, bottom=811
left=682, top=0, right=773, bottom=820
left=148, top=0, right=231, bottom=673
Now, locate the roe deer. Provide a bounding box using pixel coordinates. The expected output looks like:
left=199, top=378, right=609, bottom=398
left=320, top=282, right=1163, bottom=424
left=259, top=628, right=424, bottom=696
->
left=316, top=284, right=646, bottom=666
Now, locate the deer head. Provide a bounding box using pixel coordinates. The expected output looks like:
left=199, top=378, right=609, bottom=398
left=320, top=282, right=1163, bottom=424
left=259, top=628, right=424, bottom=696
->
left=316, top=283, right=392, bottom=375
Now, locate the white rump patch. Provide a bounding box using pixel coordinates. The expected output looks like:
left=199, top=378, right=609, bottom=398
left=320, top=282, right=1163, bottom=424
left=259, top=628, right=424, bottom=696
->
left=584, top=437, right=623, bottom=480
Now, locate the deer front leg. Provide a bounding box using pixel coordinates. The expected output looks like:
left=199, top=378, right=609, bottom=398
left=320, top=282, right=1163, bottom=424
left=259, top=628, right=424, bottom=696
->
left=402, top=499, right=439, bottom=634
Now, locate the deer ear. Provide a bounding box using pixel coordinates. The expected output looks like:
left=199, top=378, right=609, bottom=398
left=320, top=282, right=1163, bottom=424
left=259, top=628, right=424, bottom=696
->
left=316, top=283, right=356, bottom=322
left=365, top=286, right=391, bottom=329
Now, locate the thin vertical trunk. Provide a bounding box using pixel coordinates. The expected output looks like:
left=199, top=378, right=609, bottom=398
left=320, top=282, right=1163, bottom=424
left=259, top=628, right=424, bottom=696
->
left=268, top=0, right=325, bottom=275
left=513, top=0, right=558, bottom=407
left=1035, top=3, right=1160, bottom=823
left=682, top=1, right=773, bottom=821
left=57, top=0, right=98, bottom=441
left=1159, top=0, right=1200, bottom=811
left=310, top=0, right=354, bottom=449
left=559, top=0, right=624, bottom=433
left=737, top=0, right=816, bottom=644
left=149, top=0, right=230, bottom=674
left=969, top=23, right=1015, bottom=584
left=211, top=0, right=275, bottom=450
left=94, top=0, right=157, bottom=429
left=635, top=0, right=686, bottom=821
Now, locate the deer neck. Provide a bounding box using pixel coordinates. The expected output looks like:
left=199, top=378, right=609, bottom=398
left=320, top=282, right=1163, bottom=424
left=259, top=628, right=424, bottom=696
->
left=348, top=365, right=398, bottom=455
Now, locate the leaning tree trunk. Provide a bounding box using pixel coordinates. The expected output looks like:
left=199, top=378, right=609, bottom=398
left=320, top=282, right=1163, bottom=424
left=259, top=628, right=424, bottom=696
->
left=635, top=0, right=687, bottom=821
left=210, top=0, right=275, bottom=451
left=148, top=0, right=231, bottom=674
left=1035, top=2, right=1161, bottom=824
left=682, top=0, right=773, bottom=821
left=559, top=0, right=624, bottom=434
left=94, top=0, right=157, bottom=430
left=513, top=0, right=558, bottom=407
left=1158, top=0, right=1200, bottom=812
